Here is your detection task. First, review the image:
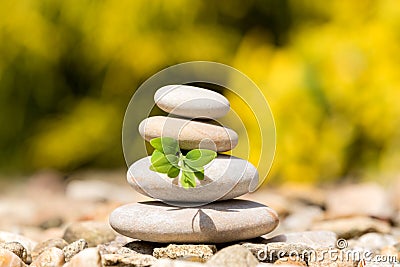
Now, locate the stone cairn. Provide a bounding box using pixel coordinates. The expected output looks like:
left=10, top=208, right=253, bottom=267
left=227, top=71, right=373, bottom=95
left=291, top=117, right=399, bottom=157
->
left=110, top=84, right=279, bottom=243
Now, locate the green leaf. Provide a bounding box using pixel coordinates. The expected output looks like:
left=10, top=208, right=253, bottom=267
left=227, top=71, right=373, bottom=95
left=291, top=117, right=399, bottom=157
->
left=165, top=154, right=179, bottom=167
left=149, top=164, right=170, bottom=174
left=185, top=149, right=217, bottom=168
left=167, top=166, right=180, bottom=178
left=150, top=137, right=179, bottom=155
left=182, top=161, right=204, bottom=180
left=151, top=150, right=179, bottom=166
left=151, top=150, right=168, bottom=166
left=194, top=168, right=204, bottom=180
left=148, top=142, right=216, bottom=188
left=181, top=170, right=196, bottom=188
left=149, top=165, right=157, bottom=171
left=150, top=150, right=175, bottom=174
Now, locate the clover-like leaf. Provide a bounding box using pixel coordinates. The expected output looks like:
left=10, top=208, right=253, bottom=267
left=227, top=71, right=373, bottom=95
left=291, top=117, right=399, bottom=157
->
left=150, top=150, right=178, bottom=174
left=182, top=161, right=204, bottom=180
left=165, top=154, right=179, bottom=166
left=148, top=138, right=216, bottom=188
left=194, top=169, right=204, bottom=180
left=185, top=149, right=217, bottom=168
left=150, top=137, right=179, bottom=155
left=181, top=170, right=196, bottom=188
left=149, top=164, right=171, bottom=174
left=167, top=166, right=180, bottom=178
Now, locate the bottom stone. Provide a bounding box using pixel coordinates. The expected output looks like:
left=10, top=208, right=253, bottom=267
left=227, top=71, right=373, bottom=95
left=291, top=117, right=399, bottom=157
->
left=109, top=199, right=279, bottom=243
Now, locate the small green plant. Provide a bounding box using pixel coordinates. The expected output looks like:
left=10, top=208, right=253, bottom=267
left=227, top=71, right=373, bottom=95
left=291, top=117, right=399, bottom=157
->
left=149, top=137, right=217, bottom=188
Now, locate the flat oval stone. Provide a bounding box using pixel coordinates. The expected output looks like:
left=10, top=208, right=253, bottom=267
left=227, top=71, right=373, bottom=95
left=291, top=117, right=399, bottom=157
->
left=109, top=200, right=279, bottom=243
left=154, top=85, right=230, bottom=119
left=128, top=155, right=258, bottom=206
left=138, top=116, right=238, bottom=152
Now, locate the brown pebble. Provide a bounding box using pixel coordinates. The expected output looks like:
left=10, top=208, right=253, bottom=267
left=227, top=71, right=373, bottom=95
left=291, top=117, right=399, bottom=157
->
left=0, top=248, right=26, bottom=267
left=124, top=241, right=158, bottom=255
left=63, top=239, right=88, bottom=262
left=66, top=247, right=101, bottom=267
left=0, top=242, right=27, bottom=263
left=102, top=253, right=156, bottom=266
left=63, top=221, right=116, bottom=247
left=39, top=217, right=64, bottom=230
left=32, top=238, right=68, bottom=260
left=153, top=244, right=216, bottom=262
left=30, top=247, right=65, bottom=267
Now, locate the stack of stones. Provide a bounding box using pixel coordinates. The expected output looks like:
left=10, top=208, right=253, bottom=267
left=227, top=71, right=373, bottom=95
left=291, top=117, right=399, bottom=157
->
left=110, top=85, right=279, bottom=243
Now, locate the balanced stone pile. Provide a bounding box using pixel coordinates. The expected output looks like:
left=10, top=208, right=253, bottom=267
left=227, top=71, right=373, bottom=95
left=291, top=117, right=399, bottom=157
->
left=110, top=85, right=279, bottom=243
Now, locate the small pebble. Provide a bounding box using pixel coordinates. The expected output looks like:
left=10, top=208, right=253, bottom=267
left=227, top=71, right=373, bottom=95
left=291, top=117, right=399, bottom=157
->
left=63, top=221, right=116, bottom=247
left=311, top=216, right=391, bottom=239
left=0, top=231, right=37, bottom=257
left=356, top=233, right=397, bottom=251
left=63, top=239, right=88, bottom=262
left=207, top=245, right=259, bottom=267
left=326, top=183, right=394, bottom=219
left=65, top=179, right=136, bottom=203
left=282, top=206, right=324, bottom=231
left=153, top=244, right=216, bottom=262
left=97, top=242, right=132, bottom=255
left=97, top=236, right=136, bottom=255
left=39, top=217, right=64, bottom=230
left=0, top=248, right=26, bottom=267
left=66, top=247, right=101, bottom=267
left=0, top=242, right=27, bottom=263
left=30, top=247, right=64, bottom=267
left=102, top=253, right=156, bottom=266
left=124, top=241, right=158, bottom=255
left=32, top=238, right=68, bottom=260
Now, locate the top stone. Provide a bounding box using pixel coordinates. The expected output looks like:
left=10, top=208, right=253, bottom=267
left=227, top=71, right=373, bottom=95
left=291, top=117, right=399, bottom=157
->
left=154, top=85, right=230, bottom=119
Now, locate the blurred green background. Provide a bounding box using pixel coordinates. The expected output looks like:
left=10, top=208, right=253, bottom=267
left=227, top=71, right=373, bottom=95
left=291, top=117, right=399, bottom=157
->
left=1, top=0, right=400, bottom=183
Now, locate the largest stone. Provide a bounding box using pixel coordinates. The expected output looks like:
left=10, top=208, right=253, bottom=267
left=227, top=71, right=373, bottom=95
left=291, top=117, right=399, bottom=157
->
left=109, top=200, right=279, bottom=243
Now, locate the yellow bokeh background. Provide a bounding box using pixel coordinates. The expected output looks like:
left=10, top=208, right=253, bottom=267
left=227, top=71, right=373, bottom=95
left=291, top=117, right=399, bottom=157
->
left=1, top=0, right=400, bottom=184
